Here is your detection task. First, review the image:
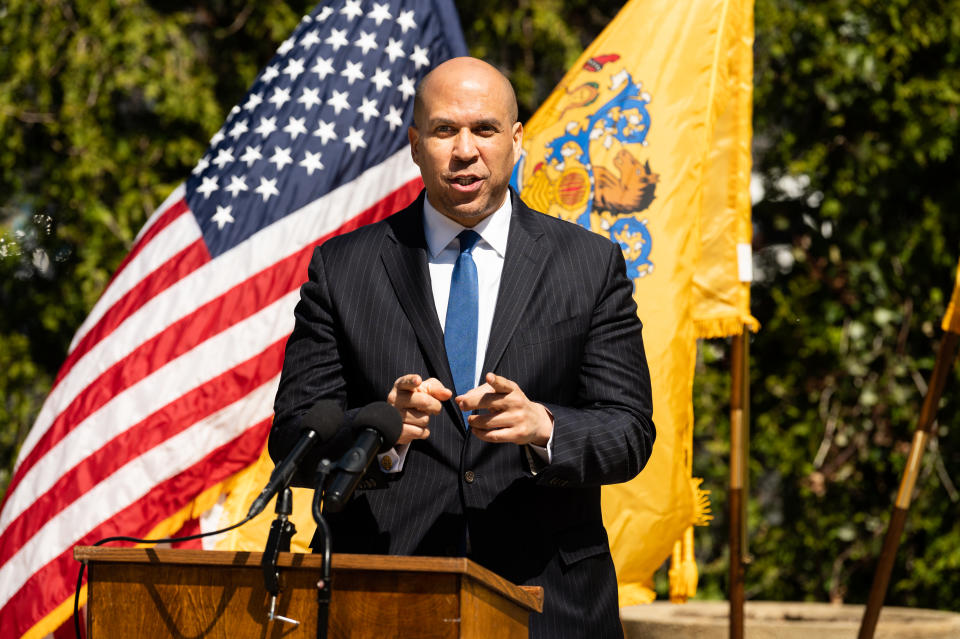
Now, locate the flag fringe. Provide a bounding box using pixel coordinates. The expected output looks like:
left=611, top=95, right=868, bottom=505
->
left=694, top=314, right=760, bottom=340
left=690, top=476, right=713, bottom=527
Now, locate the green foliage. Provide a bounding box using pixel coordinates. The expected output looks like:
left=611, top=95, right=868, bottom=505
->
left=0, top=331, right=46, bottom=491
left=460, top=0, right=624, bottom=119
left=0, top=0, right=312, bottom=487
left=692, top=0, right=960, bottom=611
left=1, top=0, right=958, bottom=614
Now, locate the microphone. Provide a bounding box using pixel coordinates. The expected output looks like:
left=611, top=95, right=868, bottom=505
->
left=247, top=400, right=343, bottom=519
left=323, top=402, right=402, bottom=512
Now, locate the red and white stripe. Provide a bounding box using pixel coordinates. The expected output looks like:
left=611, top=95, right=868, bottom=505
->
left=0, top=149, right=423, bottom=637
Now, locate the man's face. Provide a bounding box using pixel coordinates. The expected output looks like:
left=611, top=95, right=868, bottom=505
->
left=408, top=69, right=522, bottom=227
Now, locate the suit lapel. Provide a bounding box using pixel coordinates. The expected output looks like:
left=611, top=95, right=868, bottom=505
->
left=381, top=198, right=455, bottom=389
left=381, top=192, right=550, bottom=428
left=481, top=192, right=550, bottom=376
left=380, top=197, right=464, bottom=428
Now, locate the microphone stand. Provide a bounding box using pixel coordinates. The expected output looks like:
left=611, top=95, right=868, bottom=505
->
left=311, top=458, right=334, bottom=639
left=261, top=487, right=299, bottom=626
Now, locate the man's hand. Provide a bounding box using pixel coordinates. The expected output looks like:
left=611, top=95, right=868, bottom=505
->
left=387, top=374, right=453, bottom=445
left=457, top=373, right=553, bottom=447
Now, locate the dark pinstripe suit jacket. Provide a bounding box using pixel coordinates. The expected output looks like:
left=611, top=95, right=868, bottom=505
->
left=271, top=190, right=655, bottom=639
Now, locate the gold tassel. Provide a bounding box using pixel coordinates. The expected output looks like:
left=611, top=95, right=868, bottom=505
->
left=668, top=539, right=685, bottom=602
left=668, top=527, right=701, bottom=602
left=681, top=526, right=699, bottom=598
left=693, top=315, right=760, bottom=340
left=691, top=476, right=713, bottom=526
left=668, top=478, right=712, bottom=602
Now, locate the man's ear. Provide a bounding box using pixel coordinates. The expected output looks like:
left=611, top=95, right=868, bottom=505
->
left=408, top=126, right=421, bottom=165
left=512, top=121, right=524, bottom=162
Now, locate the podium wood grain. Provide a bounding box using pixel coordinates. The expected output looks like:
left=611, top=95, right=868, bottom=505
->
left=75, top=547, right=543, bottom=638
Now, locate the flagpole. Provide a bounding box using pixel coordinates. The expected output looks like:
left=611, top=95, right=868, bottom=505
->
left=729, top=328, right=750, bottom=639
left=858, top=330, right=959, bottom=639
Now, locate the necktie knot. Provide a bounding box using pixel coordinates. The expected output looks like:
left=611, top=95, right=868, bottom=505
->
left=457, top=230, right=481, bottom=255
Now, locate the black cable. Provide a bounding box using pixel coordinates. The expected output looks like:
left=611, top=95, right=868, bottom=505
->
left=73, top=512, right=255, bottom=639
left=310, top=460, right=334, bottom=639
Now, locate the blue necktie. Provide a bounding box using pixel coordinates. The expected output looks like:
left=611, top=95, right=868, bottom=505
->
left=444, top=230, right=481, bottom=416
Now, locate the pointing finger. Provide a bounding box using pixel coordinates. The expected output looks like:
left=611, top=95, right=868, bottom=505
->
left=394, top=374, right=423, bottom=390
left=456, top=383, right=494, bottom=411
left=484, top=372, right=517, bottom=394
left=418, top=377, right=453, bottom=401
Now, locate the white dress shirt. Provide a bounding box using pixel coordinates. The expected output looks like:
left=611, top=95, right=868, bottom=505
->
left=423, top=192, right=510, bottom=383
left=378, top=192, right=552, bottom=472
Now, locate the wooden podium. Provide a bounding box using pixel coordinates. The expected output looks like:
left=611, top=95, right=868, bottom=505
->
left=75, top=547, right=543, bottom=638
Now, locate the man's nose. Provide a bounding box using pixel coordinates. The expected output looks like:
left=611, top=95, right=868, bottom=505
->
left=452, top=129, right=479, bottom=160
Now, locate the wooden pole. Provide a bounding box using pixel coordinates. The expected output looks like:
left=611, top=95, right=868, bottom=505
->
left=729, top=329, right=750, bottom=639
left=858, top=331, right=959, bottom=639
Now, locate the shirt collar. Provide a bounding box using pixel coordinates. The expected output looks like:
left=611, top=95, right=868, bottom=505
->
left=422, top=191, right=512, bottom=258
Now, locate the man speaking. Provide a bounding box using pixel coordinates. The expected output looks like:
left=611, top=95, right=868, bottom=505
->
left=271, top=56, right=655, bottom=639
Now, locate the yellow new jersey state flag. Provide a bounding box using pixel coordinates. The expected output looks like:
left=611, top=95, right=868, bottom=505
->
left=694, top=0, right=759, bottom=340
left=942, top=258, right=960, bottom=334
left=514, top=0, right=755, bottom=604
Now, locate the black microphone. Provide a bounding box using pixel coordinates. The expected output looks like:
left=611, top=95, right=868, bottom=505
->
left=323, top=402, right=402, bottom=513
left=247, top=400, right=343, bottom=519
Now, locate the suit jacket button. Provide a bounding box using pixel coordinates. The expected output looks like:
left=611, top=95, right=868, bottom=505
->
left=464, top=470, right=476, bottom=483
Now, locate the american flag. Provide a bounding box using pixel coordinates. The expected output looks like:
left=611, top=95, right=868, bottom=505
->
left=0, top=0, right=467, bottom=635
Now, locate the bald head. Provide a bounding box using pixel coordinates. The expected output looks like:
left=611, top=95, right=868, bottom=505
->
left=406, top=56, right=524, bottom=226
left=412, top=57, right=518, bottom=130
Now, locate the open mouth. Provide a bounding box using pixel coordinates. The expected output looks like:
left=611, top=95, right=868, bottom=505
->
left=449, top=175, right=483, bottom=191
